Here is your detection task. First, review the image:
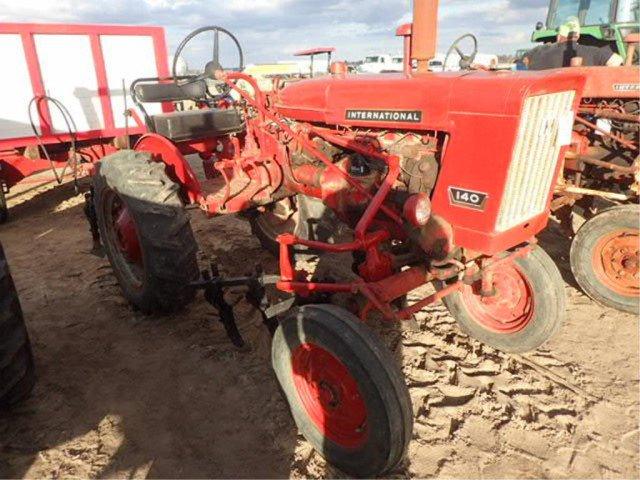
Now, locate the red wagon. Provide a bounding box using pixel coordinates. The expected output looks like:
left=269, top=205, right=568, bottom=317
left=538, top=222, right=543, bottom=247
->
left=0, top=22, right=170, bottom=222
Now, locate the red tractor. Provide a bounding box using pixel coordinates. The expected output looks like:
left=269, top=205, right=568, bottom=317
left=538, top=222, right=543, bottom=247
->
left=88, top=1, right=586, bottom=476
left=555, top=65, right=639, bottom=314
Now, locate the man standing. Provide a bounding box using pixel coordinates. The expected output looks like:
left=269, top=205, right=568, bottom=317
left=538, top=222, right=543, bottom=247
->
left=525, top=17, right=624, bottom=70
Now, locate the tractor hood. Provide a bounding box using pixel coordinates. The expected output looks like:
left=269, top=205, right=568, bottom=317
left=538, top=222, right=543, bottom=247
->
left=274, top=70, right=587, bottom=132
left=274, top=69, right=588, bottom=255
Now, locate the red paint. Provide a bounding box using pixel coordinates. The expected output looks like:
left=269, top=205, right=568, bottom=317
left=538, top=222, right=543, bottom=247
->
left=0, top=141, right=117, bottom=189
left=292, top=343, right=368, bottom=448
left=20, top=32, right=52, bottom=136
left=134, top=134, right=203, bottom=203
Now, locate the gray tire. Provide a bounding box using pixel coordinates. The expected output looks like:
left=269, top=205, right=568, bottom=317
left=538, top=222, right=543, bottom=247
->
left=0, top=242, right=35, bottom=408
left=570, top=204, right=639, bottom=314
left=94, top=150, right=199, bottom=313
left=440, top=246, right=566, bottom=353
left=272, top=304, right=412, bottom=477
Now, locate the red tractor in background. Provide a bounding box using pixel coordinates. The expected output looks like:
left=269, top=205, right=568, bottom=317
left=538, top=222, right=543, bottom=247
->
left=88, top=1, right=587, bottom=475
left=555, top=64, right=639, bottom=314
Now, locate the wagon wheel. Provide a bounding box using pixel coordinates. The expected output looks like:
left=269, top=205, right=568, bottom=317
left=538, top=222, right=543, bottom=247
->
left=93, top=150, right=199, bottom=313
left=272, top=304, right=412, bottom=477
left=570, top=204, right=639, bottom=314
left=437, top=246, right=565, bottom=353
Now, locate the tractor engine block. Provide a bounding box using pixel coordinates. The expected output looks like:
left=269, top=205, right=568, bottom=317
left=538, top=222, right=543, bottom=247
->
left=379, top=132, right=440, bottom=195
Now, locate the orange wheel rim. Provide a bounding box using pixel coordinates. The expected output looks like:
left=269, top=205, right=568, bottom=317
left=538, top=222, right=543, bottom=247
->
left=592, top=228, right=640, bottom=297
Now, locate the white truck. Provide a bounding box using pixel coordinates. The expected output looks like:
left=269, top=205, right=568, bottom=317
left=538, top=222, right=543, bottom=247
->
left=358, top=54, right=404, bottom=73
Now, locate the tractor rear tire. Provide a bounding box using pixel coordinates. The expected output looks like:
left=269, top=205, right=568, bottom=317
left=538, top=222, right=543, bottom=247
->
left=249, top=198, right=302, bottom=257
left=0, top=242, right=35, bottom=408
left=249, top=195, right=339, bottom=257
left=439, top=246, right=565, bottom=353
left=272, top=304, right=412, bottom=477
left=570, top=204, right=639, bottom=314
left=94, top=150, right=199, bottom=314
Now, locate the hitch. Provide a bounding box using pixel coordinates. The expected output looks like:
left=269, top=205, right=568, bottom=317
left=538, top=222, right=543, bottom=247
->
left=83, top=189, right=104, bottom=257
left=195, top=263, right=284, bottom=347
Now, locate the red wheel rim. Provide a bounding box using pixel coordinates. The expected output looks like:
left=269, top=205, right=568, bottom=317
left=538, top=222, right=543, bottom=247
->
left=592, top=229, right=639, bottom=297
left=460, top=265, right=534, bottom=334
left=291, top=343, right=368, bottom=448
left=102, top=191, right=144, bottom=289
left=111, top=199, right=142, bottom=265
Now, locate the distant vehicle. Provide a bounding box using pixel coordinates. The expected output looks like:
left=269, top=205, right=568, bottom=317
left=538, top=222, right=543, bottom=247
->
left=426, top=53, right=499, bottom=72
left=531, top=0, right=639, bottom=62
left=359, top=54, right=402, bottom=73
left=428, top=58, right=444, bottom=72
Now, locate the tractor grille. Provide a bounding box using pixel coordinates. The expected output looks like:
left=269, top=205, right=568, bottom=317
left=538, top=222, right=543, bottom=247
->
left=496, top=91, right=576, bottom=232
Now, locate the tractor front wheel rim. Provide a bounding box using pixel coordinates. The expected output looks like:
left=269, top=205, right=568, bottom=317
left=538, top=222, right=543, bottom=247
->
left=291, top=343, right=368, bottom=449
left=461, top=264, right=534, bottom=334
left=592, top=229, right=640, bottom=297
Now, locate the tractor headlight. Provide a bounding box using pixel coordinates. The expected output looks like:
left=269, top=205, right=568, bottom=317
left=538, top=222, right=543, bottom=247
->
left=403, top=193, right=432, bottom=227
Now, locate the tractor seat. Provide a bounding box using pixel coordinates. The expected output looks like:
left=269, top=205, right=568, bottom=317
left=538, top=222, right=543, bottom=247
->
left=131, top=78, right=245, bottom=142
left=151, top=109, right=244, bottom=142
left=134, top=81, right=208, bottom=103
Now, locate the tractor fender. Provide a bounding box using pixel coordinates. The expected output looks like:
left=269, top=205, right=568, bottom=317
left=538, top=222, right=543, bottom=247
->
left=134, top=133, right=203, bottom=204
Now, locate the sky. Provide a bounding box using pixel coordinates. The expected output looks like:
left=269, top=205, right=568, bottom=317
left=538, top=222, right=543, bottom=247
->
left=0, top=0, right=551, bottom=64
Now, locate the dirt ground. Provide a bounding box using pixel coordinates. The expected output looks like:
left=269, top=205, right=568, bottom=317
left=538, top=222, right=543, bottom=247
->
left=0, top=176, right=638, bottom=479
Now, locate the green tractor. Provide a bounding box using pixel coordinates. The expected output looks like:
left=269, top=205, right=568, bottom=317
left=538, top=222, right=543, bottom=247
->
left=531, top=0, right=639, bottom=62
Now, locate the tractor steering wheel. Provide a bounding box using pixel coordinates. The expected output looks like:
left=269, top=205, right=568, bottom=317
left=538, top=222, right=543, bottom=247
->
left=172, top=26, right=244, bottom=100
left=444, top=34, right=478, bottom=71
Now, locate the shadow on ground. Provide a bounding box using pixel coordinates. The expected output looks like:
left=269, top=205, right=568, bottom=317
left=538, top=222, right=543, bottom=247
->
left=0, top=183, right=300, bottom=478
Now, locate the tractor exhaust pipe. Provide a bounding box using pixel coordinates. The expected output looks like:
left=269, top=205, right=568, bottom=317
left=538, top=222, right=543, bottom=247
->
left=411, top=0, right=438, bottom=73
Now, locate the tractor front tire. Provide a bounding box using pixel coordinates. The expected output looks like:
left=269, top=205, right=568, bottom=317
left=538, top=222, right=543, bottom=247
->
left=0, top=243, right=35, bottom=408
left=94, top=150, right=199, bottom=314
left=272, top=304, right=412, bottom=477
left=440, top=246, right=565, bottom=353
left=570, top=204, right=639, bottom=314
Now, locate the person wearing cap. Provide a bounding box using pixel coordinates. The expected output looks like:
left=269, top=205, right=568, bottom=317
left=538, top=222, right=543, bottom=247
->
left=525, top=17, right=624, bottom=70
